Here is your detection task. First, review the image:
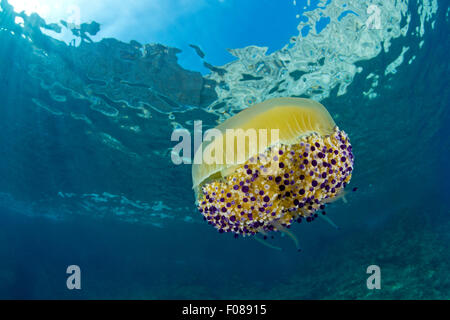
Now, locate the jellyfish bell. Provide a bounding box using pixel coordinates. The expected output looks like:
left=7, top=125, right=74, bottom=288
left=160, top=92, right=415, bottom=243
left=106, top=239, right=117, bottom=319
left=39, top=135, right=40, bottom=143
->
left=192, top=98, right=335, bottom=190
left=192, top=97, right=354, bottom=249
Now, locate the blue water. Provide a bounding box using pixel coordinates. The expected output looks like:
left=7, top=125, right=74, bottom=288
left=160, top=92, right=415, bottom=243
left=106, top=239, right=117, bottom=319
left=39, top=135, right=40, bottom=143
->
left=0, top=0, right=449, bottom=299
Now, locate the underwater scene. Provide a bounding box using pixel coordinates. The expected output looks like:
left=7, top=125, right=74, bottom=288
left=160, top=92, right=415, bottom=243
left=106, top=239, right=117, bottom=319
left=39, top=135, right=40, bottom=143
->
left=0, top=0, right=449, bottom=300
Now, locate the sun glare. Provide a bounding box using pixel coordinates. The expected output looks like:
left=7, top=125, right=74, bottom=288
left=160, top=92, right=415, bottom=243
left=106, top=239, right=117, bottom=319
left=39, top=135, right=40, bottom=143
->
left=9, top=0, right=51, bottom=16
left=8, top=0, right=82, bottom=25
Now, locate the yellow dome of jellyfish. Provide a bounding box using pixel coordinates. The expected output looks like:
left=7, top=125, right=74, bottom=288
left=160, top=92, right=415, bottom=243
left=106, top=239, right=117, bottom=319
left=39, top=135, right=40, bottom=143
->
left=192, top=97, right=354, bottom=250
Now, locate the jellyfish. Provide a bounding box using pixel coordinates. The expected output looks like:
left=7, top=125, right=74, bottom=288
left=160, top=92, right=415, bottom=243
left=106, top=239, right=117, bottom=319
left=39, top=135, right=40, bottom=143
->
left=192, top=98, right=354, bottom=249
